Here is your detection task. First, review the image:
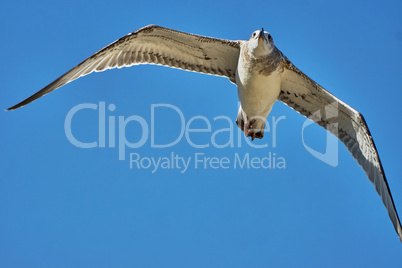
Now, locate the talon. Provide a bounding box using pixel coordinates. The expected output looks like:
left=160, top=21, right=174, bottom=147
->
left=243, top=118, right=265, bottom=140
left=255, top=131, right=264, bottom=139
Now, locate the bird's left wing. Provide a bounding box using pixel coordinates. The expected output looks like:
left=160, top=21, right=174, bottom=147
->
left=7, top=25, right=240, bottom=110
left=278, top=56, right=402, bottom=242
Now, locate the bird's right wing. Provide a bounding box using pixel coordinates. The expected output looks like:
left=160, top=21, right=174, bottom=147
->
left=7, top=25, right=240, bottom=110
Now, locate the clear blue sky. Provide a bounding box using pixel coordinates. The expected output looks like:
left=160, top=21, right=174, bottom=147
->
left=1, top=0, right=402, bottom=267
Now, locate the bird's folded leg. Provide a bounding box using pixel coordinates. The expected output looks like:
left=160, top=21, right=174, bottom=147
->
left=236, top=108, right=266, bottom=140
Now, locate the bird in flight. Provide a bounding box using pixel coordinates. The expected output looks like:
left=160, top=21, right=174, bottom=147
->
left=7, top=25, right=402, bottom=243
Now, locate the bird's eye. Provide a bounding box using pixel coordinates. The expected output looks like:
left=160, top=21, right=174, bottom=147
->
left=252, top=32, right=256, bottom=38
left=268, top=34, right=272, bottom=41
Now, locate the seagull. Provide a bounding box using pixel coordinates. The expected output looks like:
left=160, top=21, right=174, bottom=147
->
left=7, top=25, right=402, bottom=242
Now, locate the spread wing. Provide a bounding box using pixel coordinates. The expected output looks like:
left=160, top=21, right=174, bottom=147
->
left=278, top=57, right=402, bottom=242
left=7, top=25, right=240, bottom=110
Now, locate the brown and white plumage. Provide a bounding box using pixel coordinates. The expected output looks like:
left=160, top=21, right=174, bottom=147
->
left=279, top=59, right=402, bottom=242
left=7, top=25, right=240, bottom=110
left=7, top=25, right=402, bottom=243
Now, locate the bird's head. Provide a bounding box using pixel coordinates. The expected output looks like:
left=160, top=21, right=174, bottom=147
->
left=247, top=28, right=274, bottom=57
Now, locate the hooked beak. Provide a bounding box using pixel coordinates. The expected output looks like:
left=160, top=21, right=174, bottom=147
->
left=258, top=28, right=265, bottom=41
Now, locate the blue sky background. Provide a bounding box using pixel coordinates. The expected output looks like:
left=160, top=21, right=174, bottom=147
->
left=1, top=0, right=402, bottom=266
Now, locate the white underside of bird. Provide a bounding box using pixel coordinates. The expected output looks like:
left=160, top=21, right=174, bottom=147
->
left=236, top=51, right=282, bottom=139
left=7, top=25, right=402, bottom=243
